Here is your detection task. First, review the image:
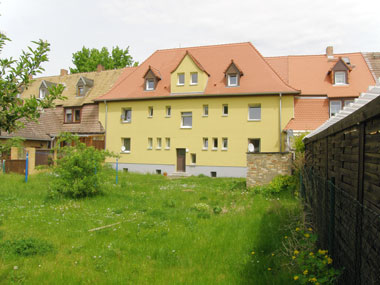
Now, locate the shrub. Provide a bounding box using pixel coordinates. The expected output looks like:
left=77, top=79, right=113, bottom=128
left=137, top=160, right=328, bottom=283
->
left=50, top=133, right=115, bottom=198
left=252, top=175, right=297, bottom=195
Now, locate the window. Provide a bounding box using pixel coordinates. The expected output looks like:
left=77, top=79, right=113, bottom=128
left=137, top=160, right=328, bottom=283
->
left=248, top=138, right=260, bottom=153
left=166, top=106, right=171, bottom=117
left=146, top=79, right=155, bottom=90
left=228, top=74, right=238, bottom=86
left=148, top=137, right=153, bottom=149
left=78, top=86, right=85, bottom=96
left=212, top=138, right=218, bottom=150
left=165, top=137, right=170, bottom=149
left=222, top=104, right=228, bottom=116
left=191, top=153, right=196, bottom=164
left=334, top=71, right=347, bottom=85
left=181, top=112, right=192, bottom=128
left=190, top=72, right=198, bottom=85
left=330, top=101, right=342, bottom=117
left=222, top=138, right=228, bottom=150
left=122, top=138, right=131, bottom=152
left=64, top=108, right=81, bottom=123
left=248, top=104, right=261, bottom=121
left=39, top=88, right=46, bottom=99
left=203, top=105, right=209, bottom=117
left=203, top=138, right=208, bottom=150
left=177, top=73, right=185, bottom=85
left=156, top=138, right=162, bottom=149
left=148, top=106, right=153, bottom=117
left=122, top=108, right=132, bottom=122
left=344, top=100, right=354, bottom=107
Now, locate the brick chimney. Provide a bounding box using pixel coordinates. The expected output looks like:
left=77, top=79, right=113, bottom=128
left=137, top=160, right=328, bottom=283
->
left=326, top=46, right=334, bottom=59
left=97, top=64, right=105, bottom=72
left=60, top=69, right=68, bottom=76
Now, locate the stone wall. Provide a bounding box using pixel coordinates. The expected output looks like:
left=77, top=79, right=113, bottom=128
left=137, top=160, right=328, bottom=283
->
left=246, top=152, right=292, bottom=187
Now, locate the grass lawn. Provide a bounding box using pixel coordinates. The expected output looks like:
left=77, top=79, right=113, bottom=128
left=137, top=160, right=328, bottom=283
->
left=0, top=171, right=301, bottom=284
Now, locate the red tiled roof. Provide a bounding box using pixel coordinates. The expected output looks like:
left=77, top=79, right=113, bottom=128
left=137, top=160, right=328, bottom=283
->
left=266, top=53, right=375, bottom=98
left=284, top=97, right=329, bottom=131
left=96, top=42, right=299, bottom=101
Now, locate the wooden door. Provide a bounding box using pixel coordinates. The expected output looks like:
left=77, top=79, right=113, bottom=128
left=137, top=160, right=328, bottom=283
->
left=176, top=148, right=186, bottom=172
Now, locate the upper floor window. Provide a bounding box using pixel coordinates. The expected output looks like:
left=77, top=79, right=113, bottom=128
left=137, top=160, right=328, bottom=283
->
left=122, top=108, right=132, bottom=123
left=76, top=76, right=94, bottom=97
left=181, top=112, right=192, bottom=128
left=330, top=100, right=342, bottom=117
left=143, top=66, right=161, bottom=91
left=203, top=105, right=209, bottom=116
left=148, top=106, right=154, bottom=117
left=190, top=72, right=198, bottom=85
left=64, top=107, right=81, bottom=123
left=177, top=73, right=185, bottom=86
left=203, top=137, right=208, bottom=149
left=39, top=88, right=47, bottom=99
left=225, top=60, right=243, bottom=87
left=39, top=80, right=56, bottom=99
left=166, top=106, right=171, bottom=117
left=228, top=74, right=238, bottom=86
left=334, top=71, right=347, bottom=85
left=146, top=79, right=155, bottom=91
left=222, top=104, right=228, bottom=116
left=248, top=104, right=261, bottom=121
left=344, top=100, right=354, bottom=107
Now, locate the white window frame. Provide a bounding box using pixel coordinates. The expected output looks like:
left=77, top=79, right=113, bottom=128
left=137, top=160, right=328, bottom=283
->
left=166, top=106, right=171, bottom=117
left=165, top=137, right=170, bottom=149
left=122, top=138, right=131, bottom=153
left=248, top=104, right=261, bottom=121
left=334, top=71, right=347, bottom=85
left=147, top=137, right=153, bottom=149
left=39, top=88, right=46, bottom=99
left=212, top=138, right=218, bottom=150
left=330, top=100, right=342, bottom=117
left=227, top=74, right=238, bottom=87
left=181, top=112, right=192, bottom=128
left=177, top=73, right=185, bottom=86
left=156, top=138, right=162, bottom=149
left=148, top=106, right=153, bottom=118
left=146, top=78, right=155, bottom=90
left=222, top=138, right=228, bottom=150
left=203, top=138, right=208, bottom=150
left=344, top=100, right=354, bottom=107
left=122, top=108, right=132, bottom=123
left=222, top=104, right=228, bottom=116
left=190, top=72, right=198, bottom=85
left=203, top=105, right=209, bottom=117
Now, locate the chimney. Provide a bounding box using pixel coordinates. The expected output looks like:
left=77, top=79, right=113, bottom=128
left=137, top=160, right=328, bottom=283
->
left=60, top=69, right=68, bottom=76
left=97, top=64, right=105, bottom=72
left=326, top=46, right=334, bottom=59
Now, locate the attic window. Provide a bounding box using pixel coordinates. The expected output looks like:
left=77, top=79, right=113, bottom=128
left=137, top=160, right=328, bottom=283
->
left=225, top=60, right=243, bottom=87
left=39, top=80, right=56, bottom=99
left=39, top=88, right=47, bottom=99
left=146, top=79, right=155, bottom=91
left=143, top=66, right=161, bottom=91
left=228, top=74, right=238, bottom=86
left=76, top=76, right=94, bottom=97
left=334, top=71, right=347, bottom=85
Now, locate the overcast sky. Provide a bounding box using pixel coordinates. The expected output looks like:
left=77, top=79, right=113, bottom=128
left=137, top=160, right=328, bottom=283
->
left=1, top=0, right=379, bottom=77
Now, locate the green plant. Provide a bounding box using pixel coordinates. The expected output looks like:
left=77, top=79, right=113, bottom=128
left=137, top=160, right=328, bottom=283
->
left=50, top=133, right=115, bottom=198
left=0, top=237, right=54, bottom=256
left=252, top=175, right=297, bottom=196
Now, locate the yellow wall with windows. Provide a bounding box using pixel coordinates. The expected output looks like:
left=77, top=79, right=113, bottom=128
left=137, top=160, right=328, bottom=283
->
left=170, top=54, right=208, bottom=94
left=99, top=95, right=294, bottom=168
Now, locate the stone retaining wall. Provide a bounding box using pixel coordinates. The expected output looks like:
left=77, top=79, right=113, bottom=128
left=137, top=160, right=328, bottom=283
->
left=246, top=152, right=292, bottom=187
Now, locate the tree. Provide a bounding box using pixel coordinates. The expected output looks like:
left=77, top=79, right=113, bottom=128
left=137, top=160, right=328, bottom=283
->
left=0, top=33, right=65, bottom=135
left=69, top=46, right=138, bottom=74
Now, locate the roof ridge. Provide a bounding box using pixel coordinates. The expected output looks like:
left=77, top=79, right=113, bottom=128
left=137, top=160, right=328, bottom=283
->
left=248, top=43, right=300, bottom=92
left=266, top=52, right=363, bottom=59
left=155, top=42, right=251, bottom=53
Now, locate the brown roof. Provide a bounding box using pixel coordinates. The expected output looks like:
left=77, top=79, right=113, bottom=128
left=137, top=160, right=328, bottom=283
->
left=284, top=97, right=329, bottom=131
left=96, top=42, right=299, bottom=101
left=21, top=67, right=136, bottom=107
left=362, top=52, right=380, bottom=82
left=266, top=53, right=375, bottom=98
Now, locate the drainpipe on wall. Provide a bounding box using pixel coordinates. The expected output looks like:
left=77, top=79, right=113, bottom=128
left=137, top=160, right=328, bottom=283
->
left=279, top=93, right=283, bottom=152
left=104, top=100, right=108, bottom=149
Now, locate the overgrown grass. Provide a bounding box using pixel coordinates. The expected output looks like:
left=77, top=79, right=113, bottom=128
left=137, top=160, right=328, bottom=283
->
left=0, top=171, right=301, bottom=284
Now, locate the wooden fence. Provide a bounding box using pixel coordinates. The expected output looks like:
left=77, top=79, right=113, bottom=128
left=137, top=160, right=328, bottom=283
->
left=303, top=90, right=380, bottom=284
left=4, top=160, right=26, bottom=174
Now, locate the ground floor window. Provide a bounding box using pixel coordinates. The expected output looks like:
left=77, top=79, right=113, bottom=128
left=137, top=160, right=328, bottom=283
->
left=122, top=138, right=131, bottom=152
left=248, top=138, right=260, bottom=153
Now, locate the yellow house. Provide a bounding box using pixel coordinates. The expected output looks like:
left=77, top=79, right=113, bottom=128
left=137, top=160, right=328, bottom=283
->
left=95, top=43, right=299, bottom=177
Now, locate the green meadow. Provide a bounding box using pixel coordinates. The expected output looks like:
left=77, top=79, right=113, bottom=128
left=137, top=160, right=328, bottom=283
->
left=0, top=171, right=300, bottom=284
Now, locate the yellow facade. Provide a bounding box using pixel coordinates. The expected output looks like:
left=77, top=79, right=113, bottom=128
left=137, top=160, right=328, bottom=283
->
left=99, top=95, right=294, bottom=169
left=170, top=54, right=209, bottom=94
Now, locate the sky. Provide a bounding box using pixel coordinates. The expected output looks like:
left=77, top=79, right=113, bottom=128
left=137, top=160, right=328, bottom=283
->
left=1, top=0, right=379, bottom=77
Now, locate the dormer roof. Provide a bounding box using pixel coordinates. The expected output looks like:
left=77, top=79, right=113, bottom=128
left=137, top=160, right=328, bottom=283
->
left=77, top=76, right=94, bottom=87
left=224, top=60, right=244, bottom=76
left=328, top=57, right=353, bottom=74
left=143, top=65, right=162, bottom=81
left=40, top=80, right=56, bottom=89
left=171, top=50, right=210, bottom=76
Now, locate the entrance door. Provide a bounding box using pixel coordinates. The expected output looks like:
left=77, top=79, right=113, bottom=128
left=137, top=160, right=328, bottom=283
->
left=176, top=148, right=186, bottom=172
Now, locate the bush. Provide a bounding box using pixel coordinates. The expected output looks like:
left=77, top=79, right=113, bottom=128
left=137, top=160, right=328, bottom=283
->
left=50, top=134, right=114, bottom=198
left=252, top=175, right=297, bottom=195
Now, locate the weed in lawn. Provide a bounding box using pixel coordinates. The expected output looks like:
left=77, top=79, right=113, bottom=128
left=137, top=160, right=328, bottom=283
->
left=0, top=238, right=54, bottom=257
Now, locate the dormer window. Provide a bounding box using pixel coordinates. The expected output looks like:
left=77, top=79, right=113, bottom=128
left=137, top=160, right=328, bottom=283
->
left=39, top=88, right=46, bottom=99
left=190, top=72, right=198, bottom=85
left=177, top=73, right=185, bottom=86
left=143, top=65, right=161, bottom=91
left=334, top=71, right=346, bottom=85
left=39, top=80, right=56, bottom=99
left=76, top=76, right=94, bottom=97
left=225, top=60, right=243, bottom=87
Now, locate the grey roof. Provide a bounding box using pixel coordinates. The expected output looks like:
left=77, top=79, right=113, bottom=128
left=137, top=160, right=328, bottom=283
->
left=304, top=84, right=380, bottom=139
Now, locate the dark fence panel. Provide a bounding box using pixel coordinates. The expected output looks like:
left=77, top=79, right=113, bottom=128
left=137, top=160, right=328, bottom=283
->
left=4, top=160, right=26, bottom=174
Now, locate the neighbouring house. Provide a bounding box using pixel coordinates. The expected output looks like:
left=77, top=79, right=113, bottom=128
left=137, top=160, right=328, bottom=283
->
left=95, top=42, right=300, bottom=177
left=362, top=52, right=380, bottom=83
left=266, top=47, right=376, bottom=137
left=1, top=66, right=136, bottom=149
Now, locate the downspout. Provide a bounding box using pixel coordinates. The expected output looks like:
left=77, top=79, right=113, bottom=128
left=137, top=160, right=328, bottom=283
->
left=104, top=100, right=108, bottom=149
left=279, top=93, right=283, bottom=152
